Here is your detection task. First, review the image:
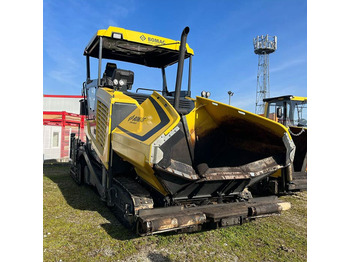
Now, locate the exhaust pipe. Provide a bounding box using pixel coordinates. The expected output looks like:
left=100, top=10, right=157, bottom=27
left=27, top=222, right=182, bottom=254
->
left=174, top=27, right=190, bottom=111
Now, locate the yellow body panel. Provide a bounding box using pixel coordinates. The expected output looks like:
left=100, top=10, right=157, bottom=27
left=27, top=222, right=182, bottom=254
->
left=196, top=97, right=291, bottom=139
left=96, top=26, right=194, bottom=55
left=184, top=108, right=197, bottom=147
left=85, top=88, right=140, bottom=169
left=111, top=92, right=180, bottom=195
left=291, top=96, right=307, bottom=102
left=117, top=98, right=161, bottom=138
left=113, top=92, right=180, bottom=145
left=270, top=169, right=281, bottom=178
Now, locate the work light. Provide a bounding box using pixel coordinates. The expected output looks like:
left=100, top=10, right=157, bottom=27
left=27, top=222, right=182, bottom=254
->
left=112, top=32, right=123, bottom=39
left=201, top=91, right=211, bottom=98
left=119, top=79, right=126, bottom=86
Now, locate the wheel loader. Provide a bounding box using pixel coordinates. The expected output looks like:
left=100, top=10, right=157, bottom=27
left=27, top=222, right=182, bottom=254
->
left=251, top=95, right=307, bottom=195
left=70, top=26, right=294, bottom=235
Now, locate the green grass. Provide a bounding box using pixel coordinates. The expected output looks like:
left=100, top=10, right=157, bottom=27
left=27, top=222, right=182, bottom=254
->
left=43, top=164, right=306, bottom=261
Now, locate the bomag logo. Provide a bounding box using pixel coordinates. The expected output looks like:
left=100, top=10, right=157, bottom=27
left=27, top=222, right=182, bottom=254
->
left=147, top=37, right=165, bottom=45
left=139, top=34, right=165, bottom=44
left=140, top=35, right=146, bottom=41
left=128, top=115, right=146, bottom=124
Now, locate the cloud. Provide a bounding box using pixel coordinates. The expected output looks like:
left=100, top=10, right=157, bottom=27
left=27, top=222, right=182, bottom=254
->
left=47, top=58, right=80, bottom=87
left=44, top=30, right=82, bottom=88
left=270, top=58, right=306, bottom=73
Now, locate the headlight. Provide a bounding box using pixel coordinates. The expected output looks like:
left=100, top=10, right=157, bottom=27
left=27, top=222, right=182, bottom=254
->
left=119, top=79, right=126, bottom=86
left=201, top=91, right=211, bottom=98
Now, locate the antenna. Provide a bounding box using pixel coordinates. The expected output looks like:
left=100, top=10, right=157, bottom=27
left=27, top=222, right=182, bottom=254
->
left=253, top=34, right=277, bottom=114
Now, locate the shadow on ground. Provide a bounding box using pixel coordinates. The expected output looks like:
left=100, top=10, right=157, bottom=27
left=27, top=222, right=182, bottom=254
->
left=43, top=163, right=139, bottom=241
left=43, top=163, right=245, bottom=242
left=147, top=252, right=172, bottom=262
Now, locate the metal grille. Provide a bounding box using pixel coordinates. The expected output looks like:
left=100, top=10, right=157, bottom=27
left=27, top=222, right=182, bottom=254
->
left=96, top=100, right=109, bottom=149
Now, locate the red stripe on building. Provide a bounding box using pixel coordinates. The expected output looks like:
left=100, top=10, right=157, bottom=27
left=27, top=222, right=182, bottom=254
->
left=43, top=94, right=83, bottom=98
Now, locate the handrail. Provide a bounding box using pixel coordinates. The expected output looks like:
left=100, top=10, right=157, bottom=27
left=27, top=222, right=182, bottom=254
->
left=136, top=88, right=162, bottom=93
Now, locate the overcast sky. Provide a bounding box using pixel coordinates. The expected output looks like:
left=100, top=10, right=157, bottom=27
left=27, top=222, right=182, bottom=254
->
left=43, top=0, right=307, bottom=113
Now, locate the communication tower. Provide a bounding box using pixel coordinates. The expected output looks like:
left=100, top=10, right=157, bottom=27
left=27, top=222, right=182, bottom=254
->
left=253, top=35, right=277, bottom=114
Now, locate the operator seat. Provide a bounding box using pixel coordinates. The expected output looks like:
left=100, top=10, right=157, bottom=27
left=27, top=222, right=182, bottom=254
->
left=102, top=62, right=117, bottom=87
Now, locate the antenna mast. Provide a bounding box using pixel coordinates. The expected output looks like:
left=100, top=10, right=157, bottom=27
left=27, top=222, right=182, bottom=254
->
left=253, top=34, right=277, bottom=114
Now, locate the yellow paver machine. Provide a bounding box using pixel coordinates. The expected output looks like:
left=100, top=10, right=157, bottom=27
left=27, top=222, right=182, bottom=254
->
left=70, top=26, right=294, bottom=235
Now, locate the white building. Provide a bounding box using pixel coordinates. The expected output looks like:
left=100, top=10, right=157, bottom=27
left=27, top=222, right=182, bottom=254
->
left=43, top=95, right=85, bottom=162
left=43, top=95, right=82, bottom=114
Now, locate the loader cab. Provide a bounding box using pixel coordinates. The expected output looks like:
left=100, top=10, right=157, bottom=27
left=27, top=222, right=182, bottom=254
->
left=81, top=26, right=194, bottom=118
left=263, top=95, right=307, bottom=127
left=262, top=95, right=307, bottom=193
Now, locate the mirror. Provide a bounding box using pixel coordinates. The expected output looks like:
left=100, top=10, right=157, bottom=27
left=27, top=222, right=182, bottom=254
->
left=79, top=99, right=88, bottom=116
